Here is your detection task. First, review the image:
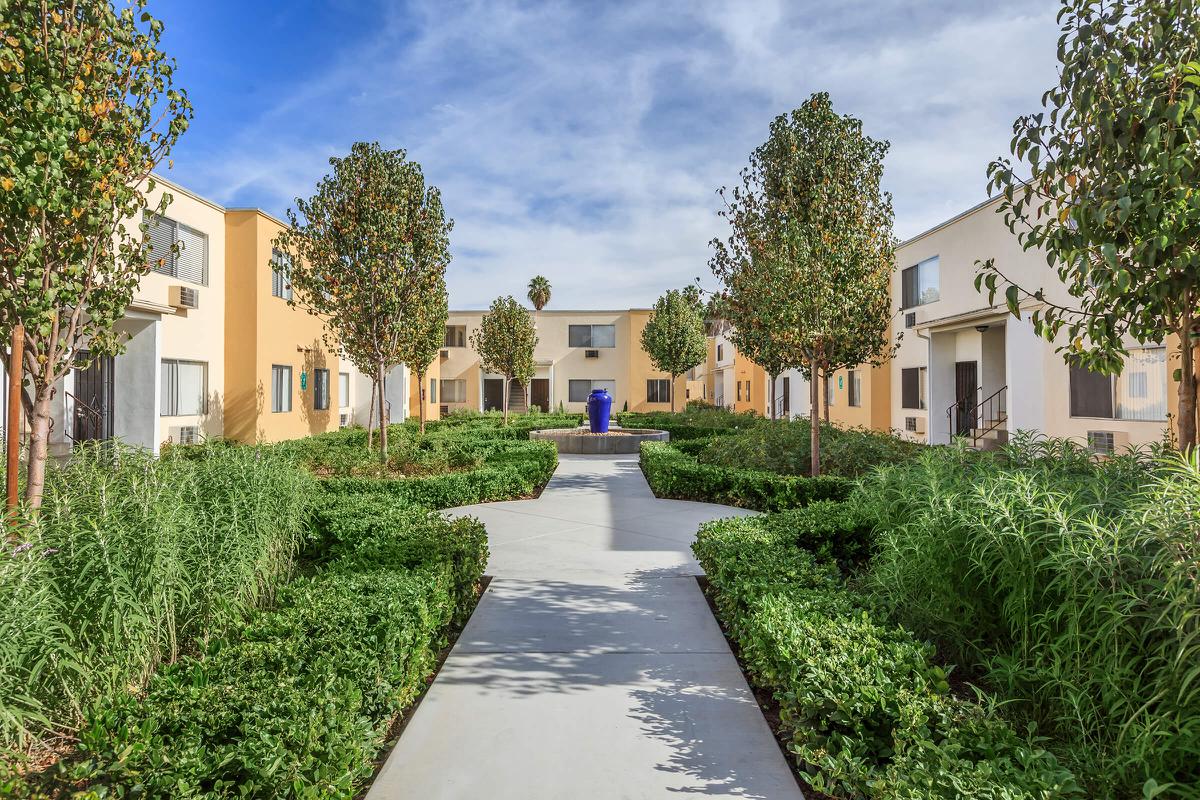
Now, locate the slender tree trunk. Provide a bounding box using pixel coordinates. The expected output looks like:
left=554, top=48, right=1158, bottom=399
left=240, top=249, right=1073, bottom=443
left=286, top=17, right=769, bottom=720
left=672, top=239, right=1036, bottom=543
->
left=377, top=366, right=388, bottom=462
left=1179, top=309, right=1197, bottom=452
left=502, top=375, right=510, bottom=426
left=809, top=360, right=820, bottom=477
left=822, top=372, right=830, bottom=423
left=418, top=369, right=427, bottom=435
left=366, top=376, right=377, bottom=450
left=23, top=383, right=53, bottom=511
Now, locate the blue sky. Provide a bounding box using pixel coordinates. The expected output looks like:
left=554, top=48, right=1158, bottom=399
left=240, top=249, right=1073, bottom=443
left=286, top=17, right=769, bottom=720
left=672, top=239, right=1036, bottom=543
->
left=156, top=0, right=1061, bottom=309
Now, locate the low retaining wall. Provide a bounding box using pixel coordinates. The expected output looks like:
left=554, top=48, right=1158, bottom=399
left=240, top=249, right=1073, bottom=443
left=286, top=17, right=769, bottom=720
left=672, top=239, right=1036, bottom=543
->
left=530, top=426, right=669, bottom=455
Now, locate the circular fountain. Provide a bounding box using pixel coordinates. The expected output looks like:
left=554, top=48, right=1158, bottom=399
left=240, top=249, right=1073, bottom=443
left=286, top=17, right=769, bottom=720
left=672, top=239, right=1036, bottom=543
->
left=529, top=425, right=669, bottom=455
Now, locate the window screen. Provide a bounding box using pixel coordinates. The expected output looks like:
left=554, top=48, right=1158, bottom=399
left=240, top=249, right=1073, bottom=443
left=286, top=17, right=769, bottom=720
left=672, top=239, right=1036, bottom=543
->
left=1115, top=348, right=1166, bottom=421
left=338, top=372, right=350, bottom=409
left=569, top=379, right=614, bottom=402
left=160, top=360, right=207, bottom=416
left=848, top=370, right=862, bottom=407
left=440, top=379, right=467, bottom=403
left=146, top=215, right=208, bottom=285
left=271, top=365, right=293, bottom=413
left=1069, top=358, right=1114, bottom=418
left=568, top=325, right=616, bottom=348
left=646, top=379, right=671, bottom=403
left=271, top=249, right=293, bottom=300
left=901, top=367, right=923, bottom=409
left=444, top=326, right=466, bottom=347
left=313, top=369, right=330, bottom=410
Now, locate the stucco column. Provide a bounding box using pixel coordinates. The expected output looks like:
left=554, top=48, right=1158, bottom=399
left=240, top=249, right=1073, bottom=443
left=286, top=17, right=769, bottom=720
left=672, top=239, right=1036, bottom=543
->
left=1005, top=312, right=1045, bottom=435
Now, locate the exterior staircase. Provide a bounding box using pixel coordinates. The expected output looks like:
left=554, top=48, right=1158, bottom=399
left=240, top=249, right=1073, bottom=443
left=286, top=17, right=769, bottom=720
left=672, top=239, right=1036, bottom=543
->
left=507, top=380, right=528, bottom=414
left=947, top=386, right=1008, bottom=449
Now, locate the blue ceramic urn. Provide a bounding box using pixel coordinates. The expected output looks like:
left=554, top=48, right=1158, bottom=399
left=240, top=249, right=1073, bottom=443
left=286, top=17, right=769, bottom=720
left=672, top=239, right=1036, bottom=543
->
left=586, top=388, right=612, bottom=433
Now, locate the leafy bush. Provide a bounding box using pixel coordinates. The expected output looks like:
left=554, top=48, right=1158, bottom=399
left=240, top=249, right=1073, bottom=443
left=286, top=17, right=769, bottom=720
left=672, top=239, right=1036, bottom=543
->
left=617, top=407, right=759, bottom=440
left=0, top=443, right=315, bottom=753
left=639, top=441, right=851, bottom=511
left=28, top=502, right=488, bottom=799
left=699, top=417, right=924, bottom=477
left=693, top=513, right=1081, bottom=799
left=857, top=436, right=1200, bottom=796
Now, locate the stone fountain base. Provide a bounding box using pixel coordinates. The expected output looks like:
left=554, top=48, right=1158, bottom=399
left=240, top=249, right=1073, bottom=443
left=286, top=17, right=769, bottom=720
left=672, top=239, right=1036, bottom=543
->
left=529, top=425, right=669, bottom=455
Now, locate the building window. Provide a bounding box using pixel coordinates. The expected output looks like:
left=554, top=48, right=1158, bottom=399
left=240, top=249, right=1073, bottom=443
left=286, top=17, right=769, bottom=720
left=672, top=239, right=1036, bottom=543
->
left=145, top=214, right=208, bottom=285
left=160, top=359, right=208, bottom=416
left=568, top=324, right=616, bottom=348
left=825, top=374, right=834, bottom=408
left=338, top=372, right=350, bottom=409
left=271, top=249, right=293, bottom=300
left=717, top=344, right=724, bottom=361
left=901, top=255, right=939, bottom=308
left=568, top=379, right=615, bottom=402
left=271, top=365, right=292, bottom=413
left=736, top=381, right=743, bottom=402
left=848, top=369, right=862, bottom=407
left=444, top=325, right=466, bottom=347
left=439, top=379, right=467, bottom=403
left=313, top=368, right=330, bottom=410
left=647, top=379, right=671, bottom=403
left=429, top=377, right=437, bottom=403
left=1070, top=348, right=1167, bottom=421
left=901, top=367, right=927, bottom=410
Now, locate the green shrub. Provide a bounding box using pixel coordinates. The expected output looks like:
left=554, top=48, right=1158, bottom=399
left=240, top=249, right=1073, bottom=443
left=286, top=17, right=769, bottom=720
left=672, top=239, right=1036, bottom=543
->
left=639, top=441, right=851, bottom=511
left=693, top=514, right=1081, bottom=799
left=699, top=417, right=924, bottom=477
left=35, top=511, right=487, bottom=799
left=0, top=443, right=315, bottom=752
left=617, top=407, right=759, bottom=440
left=857, top=436, right=1200, bottom=796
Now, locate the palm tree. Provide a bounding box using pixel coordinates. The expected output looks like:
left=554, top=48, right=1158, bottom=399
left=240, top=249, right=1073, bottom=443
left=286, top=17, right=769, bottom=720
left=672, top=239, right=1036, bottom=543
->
left=527, top=275, right=552, bottom=311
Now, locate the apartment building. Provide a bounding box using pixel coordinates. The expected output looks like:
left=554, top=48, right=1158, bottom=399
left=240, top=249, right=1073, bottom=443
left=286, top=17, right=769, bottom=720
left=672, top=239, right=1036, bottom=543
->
left=223, top=208, right=357, bottom=443
left=891, top=194, right=1180, bottom=450
left=22, top=174, right=228, bottom=455
left=436, top=309, right=687, bottom=415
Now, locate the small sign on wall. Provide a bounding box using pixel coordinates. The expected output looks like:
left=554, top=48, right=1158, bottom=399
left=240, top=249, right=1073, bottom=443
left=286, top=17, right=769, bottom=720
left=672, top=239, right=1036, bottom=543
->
left=837, top=375, right=843, bottom=390
left=299, top=370, right=308, bottom=391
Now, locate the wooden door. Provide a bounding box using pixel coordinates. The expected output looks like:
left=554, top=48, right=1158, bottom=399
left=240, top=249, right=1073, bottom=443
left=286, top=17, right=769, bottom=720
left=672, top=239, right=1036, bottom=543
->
left=954, top=361, right=978, bottom=436
left=530, top=378, right=550, bottom=412
left=483, top=378, right=504, bottom=411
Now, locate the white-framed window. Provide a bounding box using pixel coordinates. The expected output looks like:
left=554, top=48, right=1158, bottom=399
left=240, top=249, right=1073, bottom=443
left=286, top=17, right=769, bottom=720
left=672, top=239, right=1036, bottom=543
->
left=444, top=325, right=466, bottom=347
left=568, top=324, right=616, bottom=348
left=901, top=256, right=939, bottom=308
left=271, top=365, right=292, bottom=413
left=825, top=374, right=835, bottom=407
left=429, top=378, right=438, bottom=403
left=568, top=379, right=615, bottom=402
left=848, top=369, right=862, bottom=407
left=313, top=368, right=330, bottom=410
left=901, top=367, right=927, bottom=410
left=146, top=214, right=209, bottom=285
left=271, top=249, right=293, bottom=300
left=1069, top=347, right=1167, bottom=421
left=160, top=359, right=208, bottom=416
left=439, top=379, right=467, bottom=403
left=646, top=379, right=671, bottom=403
left=717, top=344, right=724, bottom=361
left=338, top=372, right=350, bottom=409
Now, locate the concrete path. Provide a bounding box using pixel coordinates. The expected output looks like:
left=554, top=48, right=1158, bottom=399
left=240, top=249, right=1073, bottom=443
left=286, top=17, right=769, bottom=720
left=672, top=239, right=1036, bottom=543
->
left=368, top=454, right=804, bottom=800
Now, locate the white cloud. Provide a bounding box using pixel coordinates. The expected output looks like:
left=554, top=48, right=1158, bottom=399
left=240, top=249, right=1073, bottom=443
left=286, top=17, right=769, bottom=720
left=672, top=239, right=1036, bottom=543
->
left=175, top=0, right=1062, bottom=308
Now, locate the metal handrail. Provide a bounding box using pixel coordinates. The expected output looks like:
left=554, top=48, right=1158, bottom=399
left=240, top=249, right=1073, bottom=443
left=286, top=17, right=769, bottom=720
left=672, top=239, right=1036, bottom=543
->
left=947, top=385, right=1007, bottom=446
left=65, top=390, right=105, bottom=443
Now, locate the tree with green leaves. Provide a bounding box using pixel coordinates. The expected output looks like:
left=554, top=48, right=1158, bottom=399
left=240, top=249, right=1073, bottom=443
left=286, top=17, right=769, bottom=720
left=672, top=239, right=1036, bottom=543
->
left=711, top=92, right=896, bottom=475
left=395, top=180, right=452, bottom=435
left=470, top=296, right=537, bottom=425
left=527, top=275, right=551, bottom=311
left=640, top=289, right=707, bottom=412
left=275, top=142, right=445, bottom=460
left=0, top=0, right=191, bottom=509
left=977, top=0, right=1200, bottom=450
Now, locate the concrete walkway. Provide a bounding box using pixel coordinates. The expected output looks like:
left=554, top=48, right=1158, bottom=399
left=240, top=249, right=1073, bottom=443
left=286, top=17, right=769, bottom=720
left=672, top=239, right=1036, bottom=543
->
left=368, top=454, right=804, bottom=799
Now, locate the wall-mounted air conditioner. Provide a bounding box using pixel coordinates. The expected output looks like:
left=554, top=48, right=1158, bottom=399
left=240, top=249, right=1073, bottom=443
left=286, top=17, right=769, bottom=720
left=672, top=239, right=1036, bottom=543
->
left=904, top=311, right=916, bottom=329
left=904, top=416, right=926, bottom=434
left=169, top=285, right=199, bottom=310
left=439, top=404, right=449, bottom=417
left=338, top=412, right=350, bottom=428
left=168, top=425, right=199, bottom=445
left=1087, top=430, right=1128, bottom=455
left=585, top=349, right=599, bottom=359
left=440, top=349, right=450, bottom=359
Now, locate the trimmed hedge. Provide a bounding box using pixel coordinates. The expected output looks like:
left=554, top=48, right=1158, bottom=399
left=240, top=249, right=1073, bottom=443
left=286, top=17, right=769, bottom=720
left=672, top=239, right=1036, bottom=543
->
left=693, top=512, right=1082, bottom=799
left=320, top=439, right=557, bottom=508
left=37, top=503, right=488, bottom=799
left=639, top=441, right=851, bottom=511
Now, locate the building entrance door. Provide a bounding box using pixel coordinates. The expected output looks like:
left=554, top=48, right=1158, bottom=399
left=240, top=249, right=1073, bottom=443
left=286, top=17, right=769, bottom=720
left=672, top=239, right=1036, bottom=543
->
left=73, top=352, right=114, bottom=442
left=953, top=360, right=978, bottom=437
left=483, top=378, right=504, bottom=412
left=530, top=378, right=550, bottom=412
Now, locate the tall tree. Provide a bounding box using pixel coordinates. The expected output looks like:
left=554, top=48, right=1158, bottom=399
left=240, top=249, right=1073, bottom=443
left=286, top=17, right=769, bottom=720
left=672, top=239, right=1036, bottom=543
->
left=641, top=288, right=707, bottom=412
left=711, top=92, right=896, bottom=475
left=398, top=272, right=449, bottom=436
left=470, top=296, right=537, bottom=426
left=527, top=275, right=552, bottom=311
left=396, top=181, right=452, bottom=435
left=275, top=142, right=438, bottom=460
left=0, top=0, right=191, bottom=509
left=977, top=0, right=1200, bottom=450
